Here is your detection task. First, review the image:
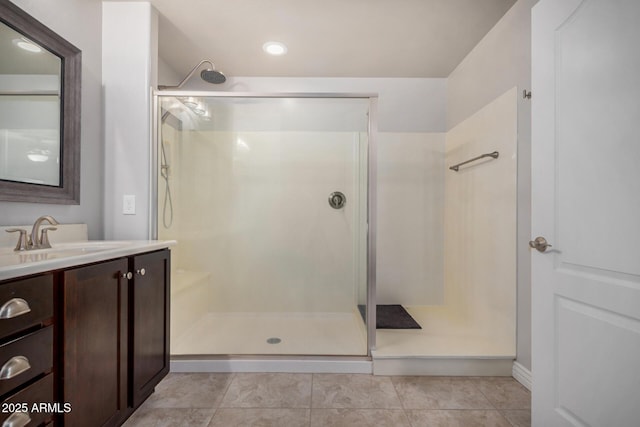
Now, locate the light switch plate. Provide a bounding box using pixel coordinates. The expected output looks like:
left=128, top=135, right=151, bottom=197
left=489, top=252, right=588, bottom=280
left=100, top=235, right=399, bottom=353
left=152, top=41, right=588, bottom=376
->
left=123, top=194, right=136, bottom=215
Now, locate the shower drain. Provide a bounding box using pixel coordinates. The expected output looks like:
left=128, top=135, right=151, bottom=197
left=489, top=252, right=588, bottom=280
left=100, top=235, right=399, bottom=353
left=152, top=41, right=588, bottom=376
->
left=266, top=337, right=282, bottom=344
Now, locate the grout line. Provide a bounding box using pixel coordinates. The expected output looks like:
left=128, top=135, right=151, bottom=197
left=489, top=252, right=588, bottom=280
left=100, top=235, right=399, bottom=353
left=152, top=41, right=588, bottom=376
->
left=468, top=377, right=499, bottom=411
left=388, top=374, right=415, bottom=426
left=215, top=372, right=236, bottom=410
left=309, top=373, right=314, bottom=426
left=204, top=407, right=217, bottom=426
left=498, top=409, right=519, bottom=427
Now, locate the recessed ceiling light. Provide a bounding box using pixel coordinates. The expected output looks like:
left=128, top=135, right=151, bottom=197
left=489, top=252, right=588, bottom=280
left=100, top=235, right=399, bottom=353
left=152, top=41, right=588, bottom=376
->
left=13, top=37, right=42, bottom=53
left=263, top=41, right=287, bottom=56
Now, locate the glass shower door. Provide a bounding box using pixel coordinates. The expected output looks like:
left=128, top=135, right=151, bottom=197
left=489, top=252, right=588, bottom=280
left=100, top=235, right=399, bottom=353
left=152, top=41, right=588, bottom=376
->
left=157, top=95, right=370, bottom=356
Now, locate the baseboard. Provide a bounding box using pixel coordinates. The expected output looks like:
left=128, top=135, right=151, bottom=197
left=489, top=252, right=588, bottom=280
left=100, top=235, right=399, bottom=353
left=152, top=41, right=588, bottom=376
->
left=170, top=358, right=372, bottom=374
left=512, top=361, right=532, bottom=390
left=372, top=356, right=514, bottom=376
left=169, top=357, right=530, bottom=381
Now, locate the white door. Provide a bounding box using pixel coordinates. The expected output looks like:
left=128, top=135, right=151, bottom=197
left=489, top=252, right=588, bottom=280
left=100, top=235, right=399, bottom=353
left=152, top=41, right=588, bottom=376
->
left=531, top=0, right=640, bottom=426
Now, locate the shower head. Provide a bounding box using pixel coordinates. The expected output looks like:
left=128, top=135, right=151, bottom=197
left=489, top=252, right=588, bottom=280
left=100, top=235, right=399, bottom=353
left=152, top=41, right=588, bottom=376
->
left=200, top=68, right=226, bottom=84
left=158, top=59, right=226, bottom=90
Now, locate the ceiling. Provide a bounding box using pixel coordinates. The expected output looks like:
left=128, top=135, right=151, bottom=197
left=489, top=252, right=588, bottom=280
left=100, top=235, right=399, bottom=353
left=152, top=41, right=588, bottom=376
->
left=134, top=0, right=516, bottom=79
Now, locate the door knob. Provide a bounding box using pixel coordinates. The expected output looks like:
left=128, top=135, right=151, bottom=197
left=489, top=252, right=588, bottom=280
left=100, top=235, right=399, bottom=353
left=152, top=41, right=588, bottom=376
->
left=529, top=236, right=552, bottom=253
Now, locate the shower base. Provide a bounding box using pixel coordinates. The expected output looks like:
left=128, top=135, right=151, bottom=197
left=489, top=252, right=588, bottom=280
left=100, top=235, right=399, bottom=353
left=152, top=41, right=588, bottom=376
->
left=372, top=305, right=516, bottom=376
left=171, top=311, right=367, bottom=356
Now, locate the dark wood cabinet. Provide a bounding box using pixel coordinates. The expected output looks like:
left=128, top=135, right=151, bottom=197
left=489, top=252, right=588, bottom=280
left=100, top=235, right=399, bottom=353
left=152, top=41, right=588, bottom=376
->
left=60, top=249, right=170, bottom=426
left=1, top=247, right=170, bottom=427
left=129, top=250, right=170, bottom=409
left=62, top=258, right=129, bottom=427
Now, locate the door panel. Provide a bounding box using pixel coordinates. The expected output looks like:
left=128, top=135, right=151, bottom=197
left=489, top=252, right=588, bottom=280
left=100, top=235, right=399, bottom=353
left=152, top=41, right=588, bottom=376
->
left=532, top=0, right=640, bottom=425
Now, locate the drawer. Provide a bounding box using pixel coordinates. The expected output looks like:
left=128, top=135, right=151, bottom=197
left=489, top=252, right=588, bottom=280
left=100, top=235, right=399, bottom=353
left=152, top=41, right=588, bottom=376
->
left=0, top=327, right=53, bottom=397
left=0, top=373, right=54, bottom=427
left=0, top=275, right=53, bottom=339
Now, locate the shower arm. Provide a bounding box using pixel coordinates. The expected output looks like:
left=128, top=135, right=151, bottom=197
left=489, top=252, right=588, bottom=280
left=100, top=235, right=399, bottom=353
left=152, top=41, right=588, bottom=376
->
left=158, top=60, right=216, bottom=90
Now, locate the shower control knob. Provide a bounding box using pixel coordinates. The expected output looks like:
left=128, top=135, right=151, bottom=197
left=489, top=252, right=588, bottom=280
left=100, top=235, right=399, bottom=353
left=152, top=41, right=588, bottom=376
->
left=328, top=191, right=346, bottom=209
left=136, top=268, right=146, bottom=276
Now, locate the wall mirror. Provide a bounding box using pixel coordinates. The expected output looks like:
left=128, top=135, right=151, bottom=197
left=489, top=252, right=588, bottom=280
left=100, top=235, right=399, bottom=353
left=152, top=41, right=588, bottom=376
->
left=0, top=1, right=81, bottom=204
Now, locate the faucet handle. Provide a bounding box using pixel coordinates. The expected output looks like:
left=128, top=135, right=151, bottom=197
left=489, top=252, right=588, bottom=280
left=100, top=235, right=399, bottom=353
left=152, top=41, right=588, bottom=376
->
left=6, top=228, right=29, bottom=252
left=40, top=227, right=57, bottom=249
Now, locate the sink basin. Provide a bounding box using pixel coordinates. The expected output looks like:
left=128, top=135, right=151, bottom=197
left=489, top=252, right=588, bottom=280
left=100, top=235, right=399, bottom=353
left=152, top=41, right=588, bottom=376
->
left=0, top=241, right=134, bottom=257
left=50, top=241, right=135, bottom=252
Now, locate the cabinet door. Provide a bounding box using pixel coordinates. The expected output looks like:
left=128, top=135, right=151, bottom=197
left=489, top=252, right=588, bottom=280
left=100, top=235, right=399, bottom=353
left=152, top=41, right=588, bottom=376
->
left=63, top=259, right=128, bottom=427
left=130, top=249, right=170, bottom=408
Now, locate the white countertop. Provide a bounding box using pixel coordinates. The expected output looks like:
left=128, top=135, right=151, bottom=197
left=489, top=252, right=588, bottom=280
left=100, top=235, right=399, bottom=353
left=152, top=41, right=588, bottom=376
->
left=0, top=240, right=176, bottom=281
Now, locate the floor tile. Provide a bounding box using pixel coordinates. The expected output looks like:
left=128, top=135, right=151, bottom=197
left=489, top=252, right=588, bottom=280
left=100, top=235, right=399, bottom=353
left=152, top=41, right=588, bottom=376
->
left=392, top=376, right=494, bottom=410
left=471, top=377, right=531, bottom=409
left=406, top=409, right=512, bottom=427
left=122, top=408, right=216, bottom=427
left=312, top=374, right=402, bottom=409
left=208, top=408, right=310, bottom=427
left=220, top=373, right=312, bottom=408
left=310, top=409, right=411, bottom=427
left=142, top=373, right=234, bottom=408
left=500, top=409, right=531, bottom=427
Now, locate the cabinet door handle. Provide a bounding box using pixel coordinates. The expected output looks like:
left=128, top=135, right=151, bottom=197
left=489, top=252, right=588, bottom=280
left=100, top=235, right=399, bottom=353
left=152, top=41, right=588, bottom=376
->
left=0, top=298, right=31, bottom=319
left=0, top=356, right=31, bottom=380
left=136, top=268, right=146, bottom=276
left=2, top=411, right=31, bottom=427
left=121, top=272, right=133, bottom=280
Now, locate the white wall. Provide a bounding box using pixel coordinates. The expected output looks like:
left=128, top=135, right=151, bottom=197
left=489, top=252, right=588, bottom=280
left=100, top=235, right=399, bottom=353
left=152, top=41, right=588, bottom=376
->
left=102, top=2, right=158, bottom=239
left=0, top=0, right=104, bottom=239
left=447, top=0, right=538, bottom=370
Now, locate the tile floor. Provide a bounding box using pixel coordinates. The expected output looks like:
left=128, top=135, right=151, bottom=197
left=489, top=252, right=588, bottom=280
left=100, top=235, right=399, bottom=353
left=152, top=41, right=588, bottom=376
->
left=123, top=373, right=531, bottom=427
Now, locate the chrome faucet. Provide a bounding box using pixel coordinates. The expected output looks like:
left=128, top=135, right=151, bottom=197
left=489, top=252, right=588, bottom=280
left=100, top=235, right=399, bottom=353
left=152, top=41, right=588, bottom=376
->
left=30, top=215, right=59, bottom=249
left=6, top=215, right=60, bottom=251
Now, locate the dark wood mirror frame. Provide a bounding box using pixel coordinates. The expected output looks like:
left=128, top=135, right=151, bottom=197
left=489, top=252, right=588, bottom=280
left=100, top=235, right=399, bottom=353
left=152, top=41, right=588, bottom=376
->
left=0, top=0, right=81, bottom=204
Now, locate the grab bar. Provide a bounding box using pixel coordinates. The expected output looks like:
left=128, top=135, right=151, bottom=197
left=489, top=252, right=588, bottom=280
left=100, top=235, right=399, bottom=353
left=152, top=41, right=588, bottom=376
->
left=449, top=151, right=499, bottom=172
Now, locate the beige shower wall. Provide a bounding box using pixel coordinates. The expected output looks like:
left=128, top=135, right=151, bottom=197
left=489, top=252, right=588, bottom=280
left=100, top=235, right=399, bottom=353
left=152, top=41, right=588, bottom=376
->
left=160, top=129, right=366, bottom=313
left=376, top=132, right=446, bottom=305
left=444, top=87, right=518, bottom=346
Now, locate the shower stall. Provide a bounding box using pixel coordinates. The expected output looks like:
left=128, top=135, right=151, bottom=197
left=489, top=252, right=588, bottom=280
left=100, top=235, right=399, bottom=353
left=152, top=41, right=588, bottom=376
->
left=153, top=92, right=376, bottom=357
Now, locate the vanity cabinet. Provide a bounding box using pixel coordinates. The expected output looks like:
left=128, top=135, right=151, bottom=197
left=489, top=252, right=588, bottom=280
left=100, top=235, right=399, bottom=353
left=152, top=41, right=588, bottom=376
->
left=60, top=249, right=170, bottom=427
left=0, top=274, right=55, bottom=427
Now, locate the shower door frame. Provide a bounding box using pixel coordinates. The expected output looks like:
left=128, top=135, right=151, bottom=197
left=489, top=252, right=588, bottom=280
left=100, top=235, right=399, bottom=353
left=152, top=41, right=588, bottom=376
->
left=151, top=91, right=378, bottom=357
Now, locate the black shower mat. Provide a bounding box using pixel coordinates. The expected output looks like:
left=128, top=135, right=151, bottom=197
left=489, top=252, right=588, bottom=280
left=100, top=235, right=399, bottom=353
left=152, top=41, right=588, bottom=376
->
left=357, top=304, right=421, bottom=329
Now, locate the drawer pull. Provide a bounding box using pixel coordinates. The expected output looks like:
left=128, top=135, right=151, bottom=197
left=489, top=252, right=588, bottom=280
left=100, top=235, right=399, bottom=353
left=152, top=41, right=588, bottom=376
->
left=0, top=298, right=31, bottom=319
left=2, top=411, right=31, bottom=427
left=0, top=356, right=31, bottom=380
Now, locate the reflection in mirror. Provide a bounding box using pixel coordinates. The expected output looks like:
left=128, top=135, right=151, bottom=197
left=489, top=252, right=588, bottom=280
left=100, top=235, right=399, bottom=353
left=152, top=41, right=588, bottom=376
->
left=0, top=22, right=62, bottom=186
left=0, top=1, right=81, bottom=204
